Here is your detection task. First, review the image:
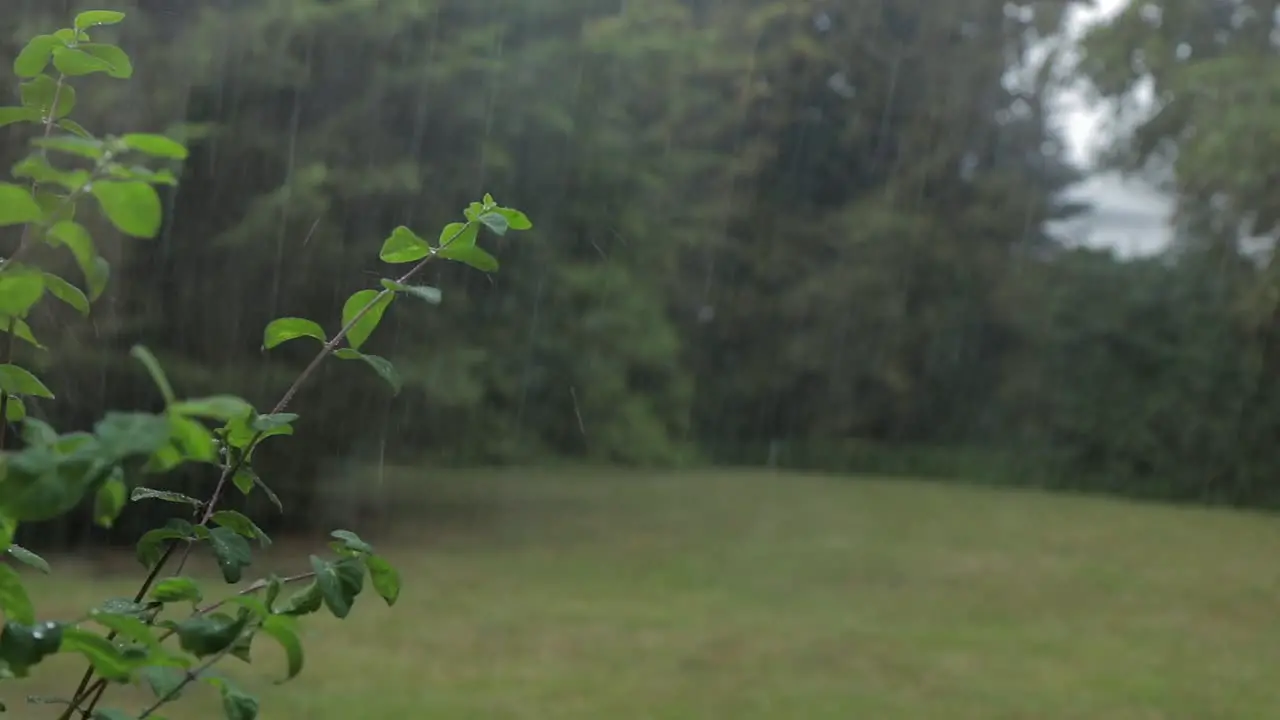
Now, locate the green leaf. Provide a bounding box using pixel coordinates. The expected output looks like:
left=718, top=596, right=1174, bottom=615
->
left=75, top=11, right=126, bottom=32
left=87, top=611, right=155, bottom=646
left=221, top=683, right=260, bottom=720
left=51, top=47, right=115, bottom=76
left=60, top=626, right=134, bottom=681
left=96, top=598, right=147, bottom=617
left=13, top=36, right=61, bottom=78
left=91, top=180, right=162, bottom=238
left=365, top=554, right=402, bottom=607
left=340, top=289, right=393, bottom=351
left=91, top=709, right=136, bottom=720
left=175, top=612, right=248, bottom=658
left=0, top=364, right=54, bottom=398
left=121, top=133, right=187, bottom=160
left=0, top=271, right=47, bottom=318
left=166, top=414, right=217, bottom=465
left=139, top=664, right=186, bottom=700
left=87, top=256, right=110, bottom=301
left=478, top=211, right=509, bottom=235
left=378, top=226, right=431, bottom=263
left=150, top=576, right=202, bottom=605
left=275, top=580, right=323, bottom=617
left=211, top=510, right=271, bottom=547
left=333, top=349, right=401, bottom=394
left=233, top=468, right=283, bottom=513
left=171, top=395, right=252, bottom=421
left=95, top=412, right=170, bottom=458
left=130, top=345, right=175, bottom=403
left=380, top=279, right=441, bottom=305
left=20, top=74, right=75, bottom=119
left=47, top=220, right=97, bottom=280
left=250, top=413, right=298, bottom=433
left=262, top=317, right=326, bottom=349
left=0, top=317, right=43, bottom=350
left=42, top=272, right=89, bottom=315
left=310, top=556, right=364, bottom=619
left=6, top=544, right=50, bottom=573
left=92, top=472, right=127, bottom=528
left=0, top=565, right=34, bottom=624
left=33, top=136, right=104, bottom=159
left=207, top=527, right=252, bottom=583
left=496, top=207, right=533, bottom=230
left=129, top=487, right=202, bottom=507
left=0, top=183, right=44, bottom=226
left=135, top=519, right=194, bottom=569
left=437, top=221, right=478, bottom=250
left=330, top=530, right=373, bottom=554
left=260, top=615, right=304, bottom=682
left=58, top=118, right=93, bottom=138
left=14, top=155, right=90, bottom=192
left=441, top=244, right=499, bottom=273
left=0, top=107, right=41, bottom=127
left=4, top=395, right=25, bottom=422
left=0, top=620, right=63, bottom=676
left=78, top=44, right=133, bottom=80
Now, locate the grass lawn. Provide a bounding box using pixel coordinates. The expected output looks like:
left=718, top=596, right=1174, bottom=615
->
left=9, top=467, right=1280, bottom=718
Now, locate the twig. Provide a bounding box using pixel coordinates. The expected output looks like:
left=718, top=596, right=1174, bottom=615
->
left=136, top=639, right=240, bottom=719
left=69, top=221, right=473, bottom=718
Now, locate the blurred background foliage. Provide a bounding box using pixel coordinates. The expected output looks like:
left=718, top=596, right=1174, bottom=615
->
left=6, top=0, right=1280, bottom=545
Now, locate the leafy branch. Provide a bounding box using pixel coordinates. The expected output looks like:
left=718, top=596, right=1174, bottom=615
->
left=0, top=9, right=532, bottom=720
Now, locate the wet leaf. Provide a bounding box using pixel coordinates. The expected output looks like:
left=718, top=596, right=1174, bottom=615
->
left=60, top=626, right=134, bottom=681
left=130, top=487, right=202, bottom=507
left=5, top=544, right=50, bottom=574
left=150, top=577, right=202, bottom=605
left=207, top=527, right=252, bottom=583
left=74, top=11, right=126, bottom=32
left=175, top=612, right=247, bottom=657
left=0, top=620, right=63, bottom=676
left=311, top=556, right=364, bottom=619
left=211, top=510, right=271, bottom=547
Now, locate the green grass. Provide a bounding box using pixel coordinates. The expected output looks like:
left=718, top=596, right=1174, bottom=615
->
left=11, top=467, right=1280, bottom=718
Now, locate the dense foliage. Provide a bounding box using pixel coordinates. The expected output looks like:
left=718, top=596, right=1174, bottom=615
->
left=3, top=0, right=1280, bottom=524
